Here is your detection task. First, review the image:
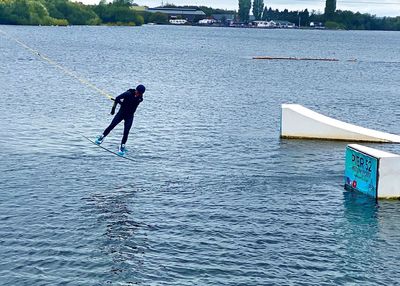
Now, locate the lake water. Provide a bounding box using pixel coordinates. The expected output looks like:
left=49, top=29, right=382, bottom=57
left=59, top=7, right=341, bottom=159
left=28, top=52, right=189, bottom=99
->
left=1, top=25, right=400, bottom=285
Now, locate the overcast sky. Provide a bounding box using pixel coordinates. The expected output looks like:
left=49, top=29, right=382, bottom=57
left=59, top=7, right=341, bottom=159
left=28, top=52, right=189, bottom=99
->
left=77, top=0, right=400, bottom=17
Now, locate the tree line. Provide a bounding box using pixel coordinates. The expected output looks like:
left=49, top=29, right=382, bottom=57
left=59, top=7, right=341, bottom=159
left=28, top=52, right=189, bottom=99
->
left=0, top=0, right=170, bottom=26
left=0, top=0, right=399, bottom=30
left=238, top=0, right=400, bottom=30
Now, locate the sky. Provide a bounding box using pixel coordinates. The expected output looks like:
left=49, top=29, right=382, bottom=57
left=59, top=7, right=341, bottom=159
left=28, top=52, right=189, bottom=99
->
left=77, top=0, right=400, bottom=17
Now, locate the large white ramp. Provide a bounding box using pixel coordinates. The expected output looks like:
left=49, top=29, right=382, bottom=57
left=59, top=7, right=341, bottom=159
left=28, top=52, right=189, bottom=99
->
left=280, top=104, right=400, bottom=143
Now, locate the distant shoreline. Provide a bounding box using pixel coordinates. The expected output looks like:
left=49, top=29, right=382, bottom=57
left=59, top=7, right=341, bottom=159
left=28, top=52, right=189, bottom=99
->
left=2, top=23, right=399, bottom=32
left=1, top=0, right=399, bottom=31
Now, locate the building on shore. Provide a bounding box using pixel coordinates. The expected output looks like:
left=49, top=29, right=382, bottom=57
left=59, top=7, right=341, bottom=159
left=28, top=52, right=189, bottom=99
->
left=146, top=7, right=206, bottom=23
left=211, top=14, right=236, bottom=25
left=169, top=19, right=188, bottom=25
left=310, top=22, right=325, bottom=29
left=252, top=21, right=274, bottom=28
left=252, top=20, right=296, bottom=28
left=274, top=20, right=296, bottom=28
left=198, top=18, right=217, bottom=25
left=145, top=7, right=298, bottom=29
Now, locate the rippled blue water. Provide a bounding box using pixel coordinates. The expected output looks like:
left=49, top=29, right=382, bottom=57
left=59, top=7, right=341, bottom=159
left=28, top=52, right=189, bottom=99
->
left=1, top=25, right=400, bottom=285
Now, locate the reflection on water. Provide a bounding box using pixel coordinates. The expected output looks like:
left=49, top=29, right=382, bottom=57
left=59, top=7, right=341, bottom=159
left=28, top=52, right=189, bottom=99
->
left=82, top=187, right=148, bottom=283
left=343, top=190, right=378, bottom=227
left=337, top=190, right=400, bottom=284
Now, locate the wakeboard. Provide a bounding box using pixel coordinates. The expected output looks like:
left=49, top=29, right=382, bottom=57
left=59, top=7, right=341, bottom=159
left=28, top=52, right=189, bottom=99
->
left=81, top=134, right=134, bottom=162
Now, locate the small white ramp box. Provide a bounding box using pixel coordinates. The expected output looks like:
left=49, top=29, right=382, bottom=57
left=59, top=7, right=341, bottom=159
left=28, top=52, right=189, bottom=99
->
left=344, top=144, right=400, bottom=199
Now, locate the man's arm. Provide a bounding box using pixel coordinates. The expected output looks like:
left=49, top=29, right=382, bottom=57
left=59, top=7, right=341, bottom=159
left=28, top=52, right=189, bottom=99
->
left=110, top=91, right=128, bottom=115
left=110, top=100, right=117, bottom=115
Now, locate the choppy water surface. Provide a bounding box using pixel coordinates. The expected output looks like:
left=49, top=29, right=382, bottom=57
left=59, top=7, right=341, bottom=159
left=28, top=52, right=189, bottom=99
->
left=1, top=25, right=400, bottom=285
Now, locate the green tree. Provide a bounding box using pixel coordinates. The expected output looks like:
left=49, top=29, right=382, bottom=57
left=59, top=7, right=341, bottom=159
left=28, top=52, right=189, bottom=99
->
left=325, top=20, right=345, bottom=29
left=55, top=1, right=100, bottom=25
left=28, top=1, right=49, bottom=24
left=238, top=0, right=251, bottom=22
left=10, top=0, right=30, bottom=24
left=300, top=9, right=310, bottom=26
left=0, top=3, right=5, bottom=21
left=324, top=0, right=336, bottom=20
left=94, top=2, right=143, bottom=26
left=149, top=12, right=168, bottom=24
left=45, top=0, right=66, bottom=19
left=0, top=0, right=69, bottom=25
left=261, top=6, right=269, bottom=20
left=113, top=6, right=136, bottom=22
left=113, top=0, right=130, bottom=6
left=252, top=0, right=263, bottom=20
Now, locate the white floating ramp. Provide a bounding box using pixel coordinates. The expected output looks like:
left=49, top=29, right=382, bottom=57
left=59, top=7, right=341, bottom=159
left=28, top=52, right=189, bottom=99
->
left=345, top=144, right=400, bottom=199
left=281, top=104, right=400, bottom=143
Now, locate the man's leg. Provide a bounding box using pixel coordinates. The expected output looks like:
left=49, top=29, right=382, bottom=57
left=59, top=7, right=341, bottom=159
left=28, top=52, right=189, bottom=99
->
left=121, top=116, right=134, bottom=145
left=103, top=113, right=123, bottom=138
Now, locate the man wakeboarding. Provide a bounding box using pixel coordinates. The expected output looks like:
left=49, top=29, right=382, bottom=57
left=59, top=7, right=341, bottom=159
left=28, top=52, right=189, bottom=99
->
left=95, top=84, right=146, bottom=155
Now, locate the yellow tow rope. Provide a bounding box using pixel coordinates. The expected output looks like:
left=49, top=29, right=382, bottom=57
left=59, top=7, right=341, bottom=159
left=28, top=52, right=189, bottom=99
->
left=0, top=27, right=114, bottom=101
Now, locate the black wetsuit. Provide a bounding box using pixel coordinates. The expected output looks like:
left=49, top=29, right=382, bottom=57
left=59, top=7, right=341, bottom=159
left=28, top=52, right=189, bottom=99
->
left=103, top=89, right=143, bottom=144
